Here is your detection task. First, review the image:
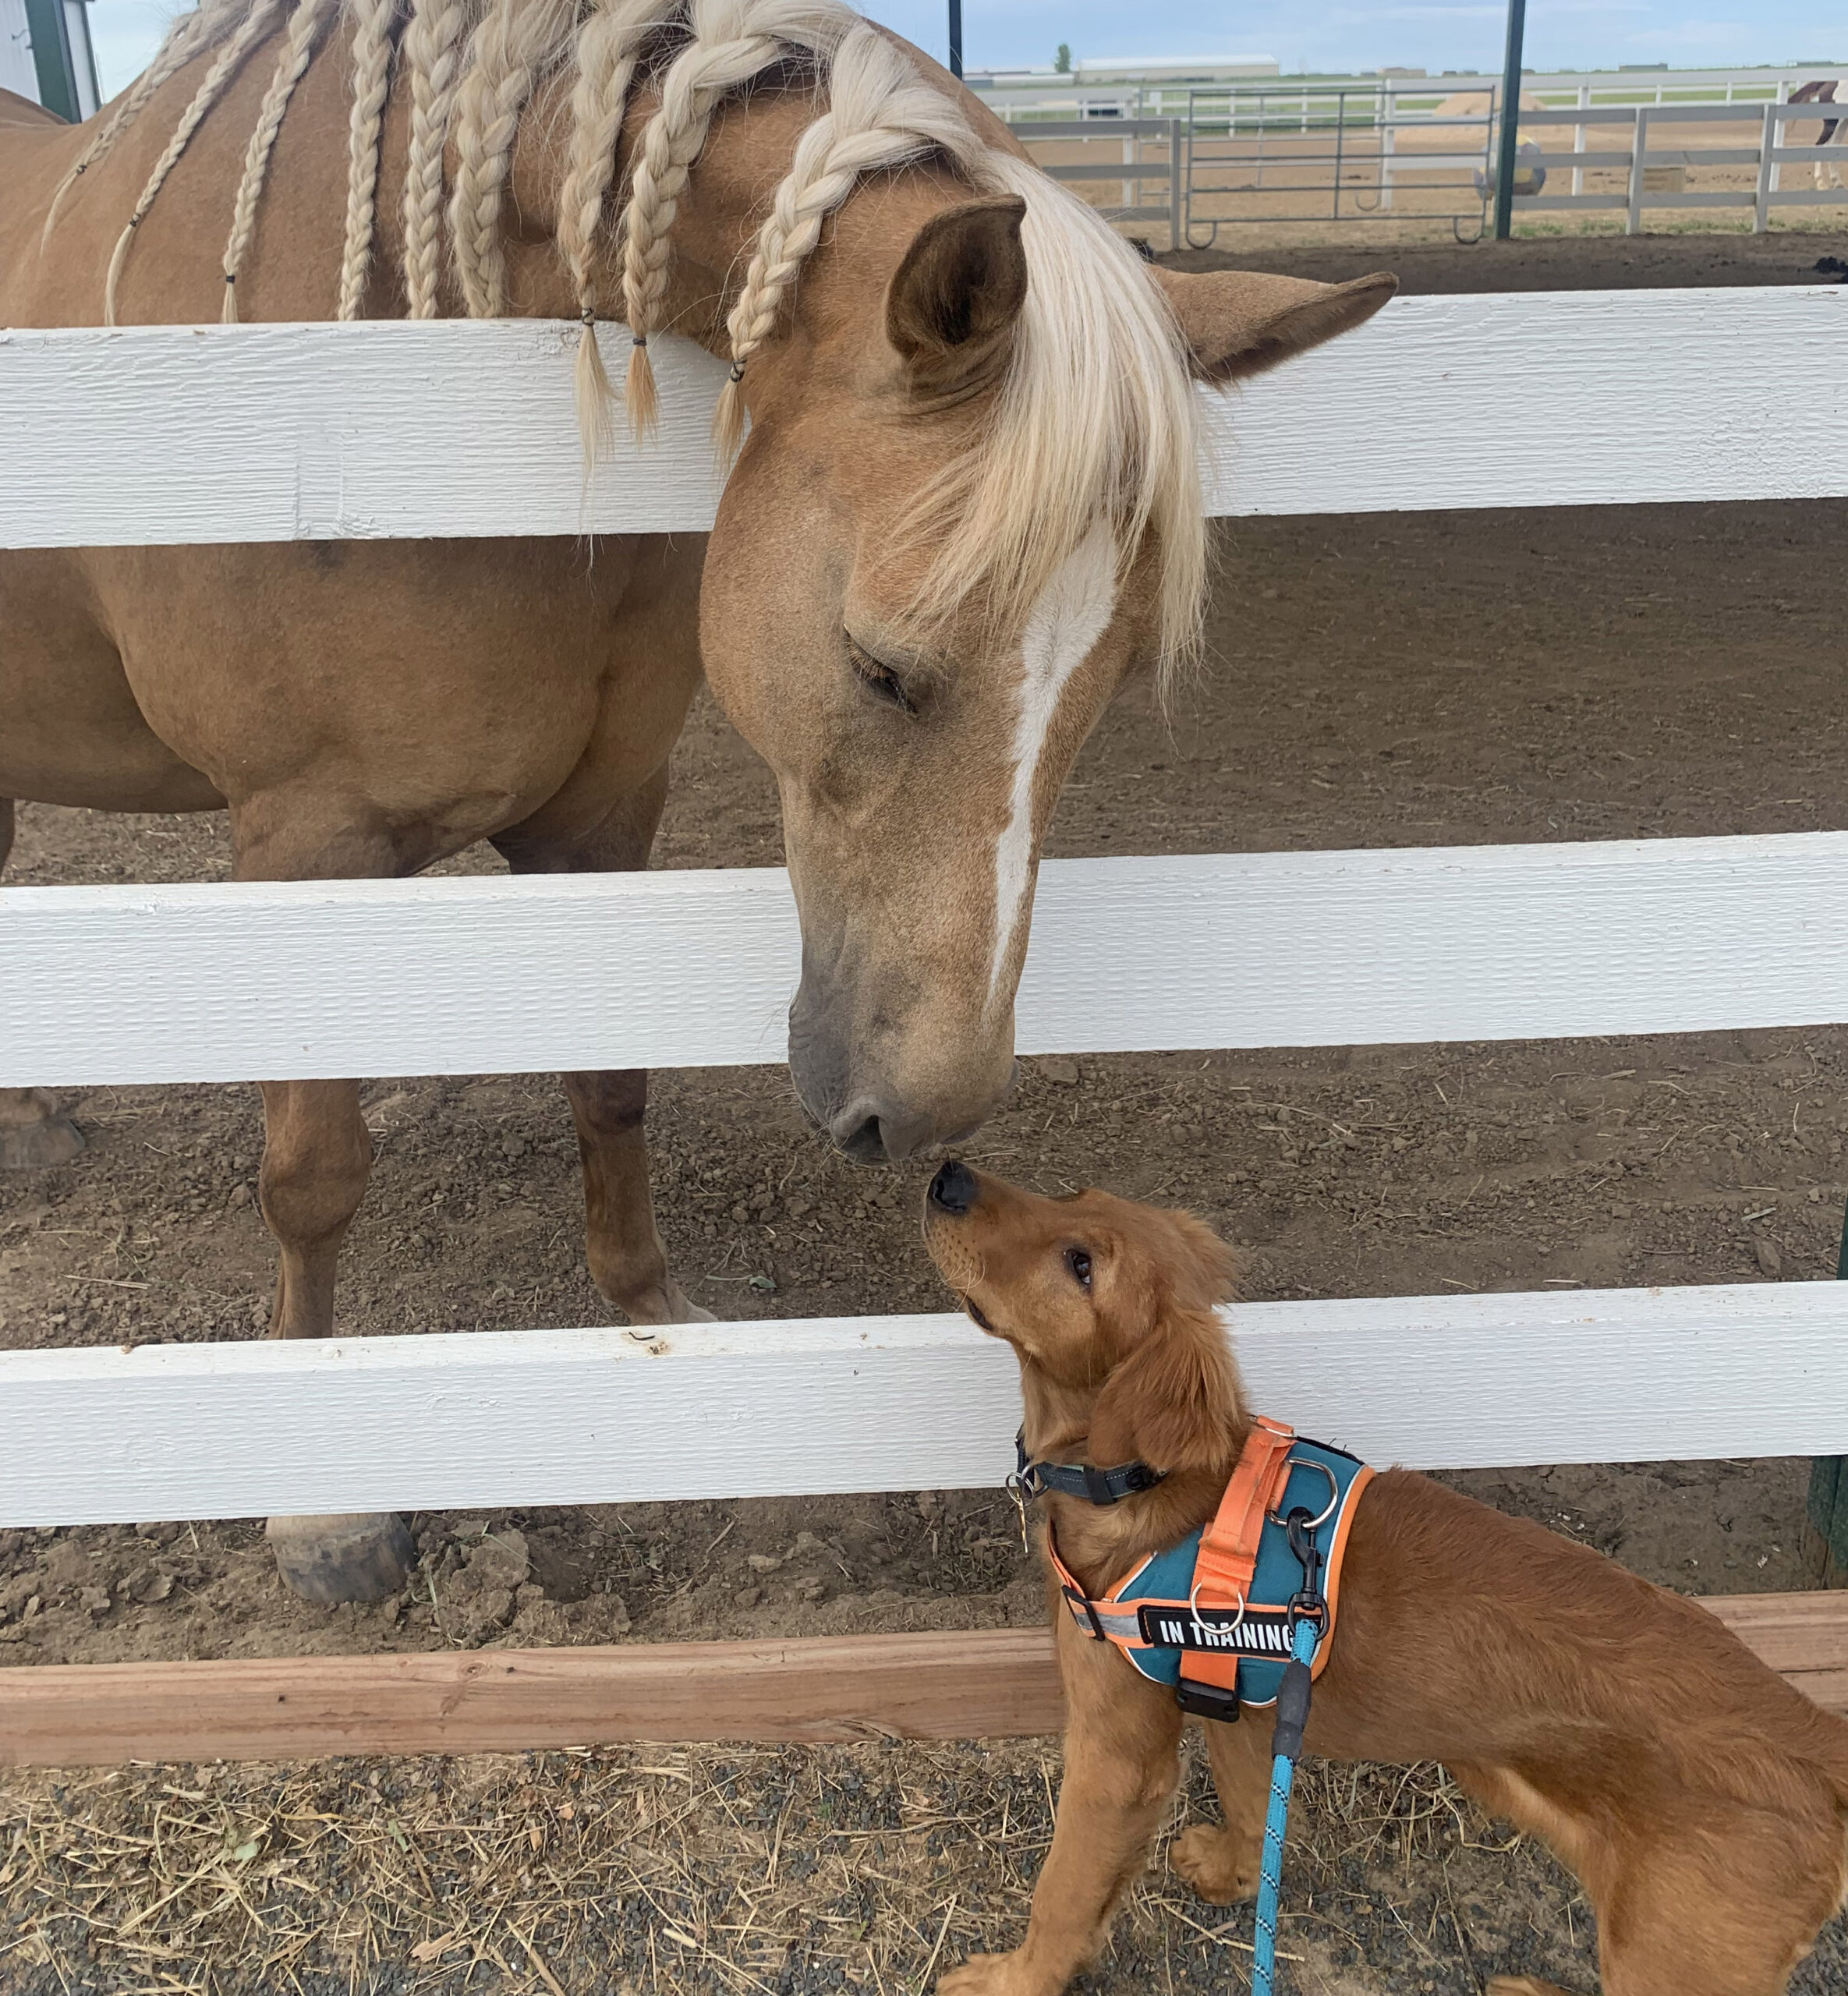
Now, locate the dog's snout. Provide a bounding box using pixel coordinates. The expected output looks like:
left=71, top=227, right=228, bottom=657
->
left=928, top=1159, right=977, bottom=1216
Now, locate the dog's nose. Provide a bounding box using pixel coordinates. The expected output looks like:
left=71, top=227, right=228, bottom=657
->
left=928, top=1159, right=977, bottom=1216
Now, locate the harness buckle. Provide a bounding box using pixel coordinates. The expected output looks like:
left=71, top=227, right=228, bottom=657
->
left=1174, top=1676, right=1241, bottom=1724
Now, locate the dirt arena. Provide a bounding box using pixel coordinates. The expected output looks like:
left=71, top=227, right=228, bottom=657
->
left=5, top=228, right=1848, bottom=1991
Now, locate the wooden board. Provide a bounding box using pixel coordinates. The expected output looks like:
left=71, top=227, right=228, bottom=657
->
left=7, top=1282, right=1848, bottom=1527
left=5, top=289, right=1848, bottom=548
left=0, top=1628, right=1065, bottom=1766
left=9, top=832, right=1848, bottom=1088
left=3, top=1594, right=1840, bottom=1768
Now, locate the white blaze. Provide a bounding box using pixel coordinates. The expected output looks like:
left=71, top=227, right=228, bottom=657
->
left=986, top=526, right=1118, bottom=1010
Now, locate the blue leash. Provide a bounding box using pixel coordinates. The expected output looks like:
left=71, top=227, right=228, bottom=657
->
left=1250, top=1613, right=1319, bottom=1995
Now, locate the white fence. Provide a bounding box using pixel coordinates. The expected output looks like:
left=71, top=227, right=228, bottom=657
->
left=975, top=65, right=1846, bottom=125
left=997, top=68, right=1848, bottom=239
left=4, top=288, right=1848, bottom=1531
left=9, top=290, right=1848, bottom=547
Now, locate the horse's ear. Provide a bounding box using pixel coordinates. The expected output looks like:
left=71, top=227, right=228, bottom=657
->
left=1149, top=267, right=1397, bottom=384
left=885, top=196, right=1029, bottom=395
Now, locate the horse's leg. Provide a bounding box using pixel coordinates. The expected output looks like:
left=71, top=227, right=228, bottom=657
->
left=493, top=769, right=712, bottom=1326
left=232, top=805, right=415, bottom=1602
left=0, top=800, right=85, bottom=1169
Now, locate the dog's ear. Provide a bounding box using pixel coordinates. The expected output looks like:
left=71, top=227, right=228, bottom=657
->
left=1089, top=1302, right=1239, bottom=1474
left=1156, top=1209, right=1241, bottom=1314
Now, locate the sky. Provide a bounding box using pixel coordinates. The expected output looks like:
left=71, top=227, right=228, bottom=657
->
left=82, top=0, right=1848, bottom=104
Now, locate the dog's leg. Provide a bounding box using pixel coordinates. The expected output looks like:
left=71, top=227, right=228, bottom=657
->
left=939, top=1623, right=1183, bottom=1996
left=1584, top=1814, right=1846, bottom=1996
left=1170, top=1710, right=1273, bottom=1903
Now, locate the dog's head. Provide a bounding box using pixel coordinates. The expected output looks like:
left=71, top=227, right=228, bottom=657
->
left=921, top=1160, right=1243, bottom=1473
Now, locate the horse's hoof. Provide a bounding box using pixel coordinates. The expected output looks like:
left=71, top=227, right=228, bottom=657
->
left=0, top=1094, right=84, bottom=1170
left=621, top=1279, right=717, bottom=1326
left=266, top=1512, right=416, bottom=1603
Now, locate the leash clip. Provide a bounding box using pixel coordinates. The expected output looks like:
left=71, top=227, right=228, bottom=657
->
left=1282, top=1505, right=1329, bottom=1634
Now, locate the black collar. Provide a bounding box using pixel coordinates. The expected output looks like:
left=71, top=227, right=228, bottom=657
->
left=1014, top=1428, right=1167, bottom=1506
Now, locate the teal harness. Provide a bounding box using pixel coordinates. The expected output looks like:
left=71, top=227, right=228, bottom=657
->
left=1030, top=1424, right=1372, bottom=1996
left=1102, top=1440, right=1369, bottom=1709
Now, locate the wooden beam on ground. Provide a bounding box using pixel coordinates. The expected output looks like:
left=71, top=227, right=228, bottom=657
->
left=0, top=1628, right=1064, bottom=1767
left=9, top=831, right=1848, bottom=1088
left=7, top=1283, right=1848, bottom=1527
left=1703, top=1591, right=1848, bottom=1718
left=5, top=289, right=1848, bottom=548
left=3, top=1596, right=1841, bottom=1768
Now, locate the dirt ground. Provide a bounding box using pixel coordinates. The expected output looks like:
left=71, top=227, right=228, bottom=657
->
left=5, top=227, right=1848, bottom=1991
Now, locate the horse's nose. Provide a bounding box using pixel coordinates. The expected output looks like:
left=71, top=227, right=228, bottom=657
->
left=828, top=1096, right=936, bottom=1164
left=928, top=1159, right=977, bottom=1216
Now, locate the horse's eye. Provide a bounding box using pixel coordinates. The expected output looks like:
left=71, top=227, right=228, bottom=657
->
left=1065, top=1247, right=1092, bottom=1290
left=847, top=638, right=915, bottom=713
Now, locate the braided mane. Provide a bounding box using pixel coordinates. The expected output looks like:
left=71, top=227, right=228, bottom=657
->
left=47, top=0, right=1205, bottom=671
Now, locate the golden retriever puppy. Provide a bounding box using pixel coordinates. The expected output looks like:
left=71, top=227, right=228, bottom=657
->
left=921, top=1159, right=1848, bottom=1996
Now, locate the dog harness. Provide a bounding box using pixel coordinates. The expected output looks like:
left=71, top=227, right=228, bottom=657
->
left=1042, top=1416, right=1372, bottom=1719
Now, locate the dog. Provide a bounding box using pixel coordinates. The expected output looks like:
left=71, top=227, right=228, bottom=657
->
left=921, top=1160, right=1848, bottom=1996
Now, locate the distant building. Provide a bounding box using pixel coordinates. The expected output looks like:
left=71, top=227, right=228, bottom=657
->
left=2, top=0, right=101, bottom=122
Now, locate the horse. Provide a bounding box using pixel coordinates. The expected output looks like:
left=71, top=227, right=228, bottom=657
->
left=0, top=0, right=1393, bottom=1600
left=1788, top=80, right=1845, bottom=190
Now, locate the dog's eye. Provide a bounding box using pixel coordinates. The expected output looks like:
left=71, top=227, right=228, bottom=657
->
left=1064, top=1248, right=1092, bottom=1290
left=847, top=637, right=915, bottom=713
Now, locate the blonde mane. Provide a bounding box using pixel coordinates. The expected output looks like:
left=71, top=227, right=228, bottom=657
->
left=48, top=0, right=1205, bottom=670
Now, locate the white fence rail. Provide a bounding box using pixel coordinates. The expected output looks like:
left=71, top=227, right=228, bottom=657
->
left=7, top=290, right=1848, bottom=548
left=5, top=286, right=1848, bottom=1533
left=7, top=835, right=1848, bottom=1088
left=5, top=1284, right=1846, bottom=1527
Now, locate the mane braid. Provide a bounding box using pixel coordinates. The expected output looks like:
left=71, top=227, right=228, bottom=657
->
left=399, top=0, right=480, bottom=317
left=221, top=0, right=342, bottom=321
left=557, top=0, right=664, bottom=455
left=616, top=0, right=848, bottom=431
left=712, top=19, right=978, bottom=455
left=39, top=0, right=247, bottom=249
left=103, top=0, right=290, bottom=324
left=337, top=0, right=403, bottom=318
left=448, top=0, right=575, bottom=317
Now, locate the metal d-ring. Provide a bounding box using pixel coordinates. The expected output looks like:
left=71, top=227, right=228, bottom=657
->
left=1267, top=1458, right=1339, bottom=1532
left=1189, top=1577, right=1245, bottom=1629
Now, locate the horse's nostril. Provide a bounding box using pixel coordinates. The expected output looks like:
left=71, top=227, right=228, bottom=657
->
left=836, top=1113, right=889, bottom=1166
left=929, top=1159, right=976, bottom=1216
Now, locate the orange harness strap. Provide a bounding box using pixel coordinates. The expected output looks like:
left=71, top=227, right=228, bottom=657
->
left=1191, top=1414, right=1297, bottom=1610
left=1177, top=1416, right=1297, bottom=1702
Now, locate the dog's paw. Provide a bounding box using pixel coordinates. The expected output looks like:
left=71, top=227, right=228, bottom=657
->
left=1485, top=1979, right=1578, bottom=1996
left=936, top=1953, right=1028, bottom=1994
left=1169, top=1824, right=1261, bottom=1906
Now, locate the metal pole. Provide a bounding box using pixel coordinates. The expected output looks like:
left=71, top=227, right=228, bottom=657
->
left=947, top=0, right=961, bottom=79
left=1169, top=115, right=1183, bottom=252
left=1492, top=0, right=1527, bottom=239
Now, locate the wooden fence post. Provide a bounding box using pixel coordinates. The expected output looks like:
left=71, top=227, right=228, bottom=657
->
left=1804, top=1206, right=1848, bottom=1587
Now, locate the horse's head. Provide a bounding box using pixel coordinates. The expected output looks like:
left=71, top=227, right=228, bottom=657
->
left=699, top=154, right=1392, bottom=1163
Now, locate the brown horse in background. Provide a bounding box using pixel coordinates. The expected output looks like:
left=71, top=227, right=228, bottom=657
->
left=0, top=0, right=1391, bottom=1597
left=1789, top=80, right=1845, bottom=189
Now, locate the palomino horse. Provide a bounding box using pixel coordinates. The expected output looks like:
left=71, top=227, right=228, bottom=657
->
left=0, top=0, right=1391, bottom=1599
